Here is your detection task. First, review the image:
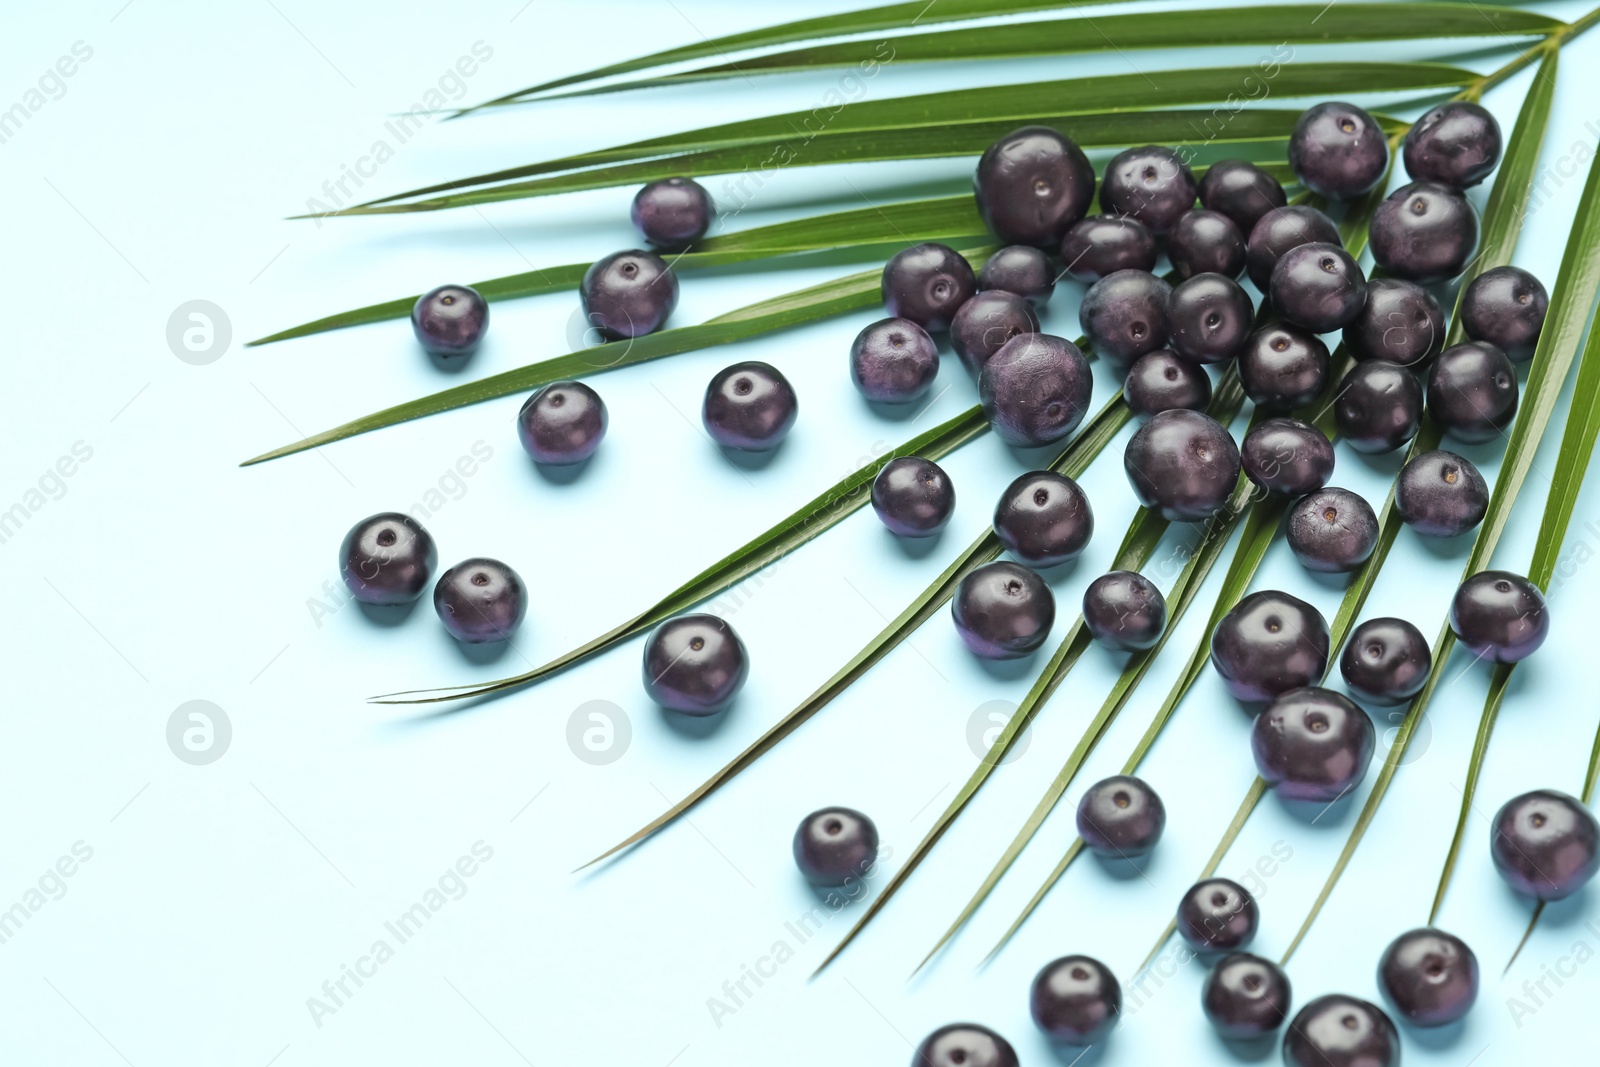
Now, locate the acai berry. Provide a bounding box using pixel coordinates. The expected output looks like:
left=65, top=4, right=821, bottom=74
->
left=1078, top=269, right=1171, bottom=362
left=793, top=806, right=878, bottom=886
left=1124, top=409, right=1241, bottom=522
left=1198, top=159, right=1287, bottom=236
left=992, top=471, right=1093, bottom=568
left=1397, top=449, right=1488, bottom=537
left=1283, top=995, right=1399, bottom=1067
left=974, top=125, right=1095, bottom=247
left=340, top=512, right=437, bottom=605
left=1211, top=590, right=1330, bottom=704
left=1246, top=205, right=1341, bottom=291
left=581, top=250, right=678, bottom=339
left=1340, top=617, right=1431, bottom=705
left=1378, top=927, right=1479, bottom=1027
left=642, top=613, right=749, bottom=714
left=1059, top=215, right=1158, bottom=282
left=911, top=1024, right=1018, bottom=1067
left=1238, top=322, right=1329, bottom=411
left=1287, top=487, right=1379, bottom=573
left=1177, top=877, right=1258, bottom=953
left=434, top=557, right=527, bottom=644
left=850, top=317, right=940, bottom=404
left=517, top=380, right=607, bottom=465
left=1404, top=101, right=1502, bottom=189
left=979, top=245, right=1056, bottom=307
left=703, top=361, right=798, bottom=451
left=1099, top=144, right=1197, bottom=235
left=1370, top=182, right=1479, bottom=283
left=1450, top=570, right=1549, bottom=663
left=882, top=243, right=977, bottom=331
left=412, top=284, right=489, bottom=359
left=1427, top=341, right=1518, bottom=443
left=1123, top=349, right=1212, bottom=418
left=1203, top=953, right=1292, bottom=1039
left=1461, top=265, right=1548, bottom=361
left=872, top=456, right=955, bottom=537
left=1083, top=570, right=1167, bottom=651
left=1490, top=789, right=1600, bottom=901
left=978, top=333, right=1093, bottom=447
left=951, top=561, right=1055, bottom=659
left=1030, top=955, right=1121, bottom=1045
left=1241, top=417, right=1335, bottom=497
left=1252, top=686, right=1376, bottom=802
left=1167, top=272, right=1253, bottom=365
left=1270, top=242, right=1367, bottom=334
left=951, top=289, right=1039, bottom=375
left=1076, top=775, right=1165, bottom=857
left=1342, top=277, right=1444, bottom=366
left=630, top=177, right=713, bottom=249
left=1167, top=209, right=1246, bottom=279
left=1288, top=101, right=1390, bottom=200
left=1333, top=361, right=1424, bottom=454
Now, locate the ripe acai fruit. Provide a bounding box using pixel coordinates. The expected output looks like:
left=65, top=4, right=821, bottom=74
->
left=979, top=245, right=1056, bottom=307
left=1449, top=570, right=1549, bottom=663
left=1460, top=265, right=1549, bottom=361
left=1167, top=209, right=1246, bottom=279
left=1123, top=409, right=1241, bottom=522
left=974, top=125, right=1095, bottom=247
left=1122, top=349, right=1211, bottom=418
left=1288, top=101, right=1390, bottom=200
left=434, top=557, right=527, bottom=644
left=1078, top=268, right=1171, bottom=362
left=1210, top=590, right=1330, bottom=704
left=642, top=613, right=748, bottom=714
left=630, top=177, right=713, bottom=249
left=1202, top=953, right=1292, bottom=1039
left=1177, top=877, right=1258, bottom=953
left=1490, top=789, right=1600, bottom=901
left=951, top=561, right=1056, bottom=659
left=911, top=1024, right=1018, bottom=1067
left=1030, top=955, right=1121, bottom=1045
left=978, top=334, right=1093, bottom=447
left=517, top=380, right=607, bottom=465
left=1270, top=242, right=1367, bottom=333
left=992, top=471, right=1093, bottom=567
left=1403, top=101, right=1502, bottom=189
left=1241, top=417, right=1335, bottom=497
left=702, top=361, right=798, bottom=451
left=1252, top=686, right=1376, bottom=802
left=1427, top=341, right=1518, bottom=443
left=1282, top=995, right=1399, bottom=1067
left=340, top=513, right=437, bottom=605
left=1167, top=272, right=1253, bottom=365
left=1245, top=205, right=1341, bottom=291
left=1076, top=774, right=1166, bottom=858
left=1396, top=449, right=1488, bottom=537
left=1333, top=361, right=1424, bottom=454
left=1099, top=144, right=1197, bottom=235
left=1237, top=322, right=1329, bottom=411
left=1082, top=570, right=1167, bottom=651
left=1198, top=159, right=1287, bottom=235
left=1287, top=487, right=1379, bottom=573
left=1059, top=215, right=1157, bottom=282
left=1340, top=617, right=1431, bottom=705
left=1377, top=927, right=1479, bottom=1027
left=871, top=456, right=955, bottom=538
left=581, top=251, right=678, bottom=339
left=1370, top=181, right=1479, bottom=283
left=850, top=318, right=940, bottom=404
left=792, top=806, right=879, bottom=886
left=882, top=243, right=977, bottom=331
left=412, top=284, right=489, bottom=359
left=1342, top=277, right=1444, bottom=367
left=950, top=289, right=1039, bottom=375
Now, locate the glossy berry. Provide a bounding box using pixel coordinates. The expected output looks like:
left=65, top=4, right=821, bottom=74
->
left=1076, top=775, right=1165, bottom=857
left=911, top=1024, right=1018, bottom=1067
left=1238, top=322, right=1329, bottom=411
left=1123, top=349, right=1211, bottom=417
left=1202, top=953, right=1292, bottom=1039
left=412, top=284, right=488, bottom=359
left=950, top=289, right=1039, bottom=375
left=1078, top=269, right=1171, bottom=362
left=1378, top=927, right=1479, bottom=1027
left=517, top=380, right=607, bottom=465
left=1030, top=955, right=1121, bottom=1045
left=978, top=333, right=1093, bottom=447
left=1397, top=449, right=1488, bottom=537
left=974, top=125, right=1096, bottom=247
left=1288, top=487, right=1379, bottom=573
left=642, top=613, right=748, bottom=714
left=1334, top=361, right=1423, bottom=454
left=1271, top=242, right=1367, bottom=333
left=702, top=361, right=797, bottom=451
left=434, top=558, right=526, bottom=644
left=340, top=513, right=436, bottom=605
left=1340, top=617, right=1431, bottom=705
left=882, top=243, right=977, bottom=331
left=1427, top=341, right=1518, bottom=444
left=1490, top=789, right=1600, bottom=901
left=1450, top=570, right=1549, bottom=664
left=1342, top=278, right=1445, bottom=367
left=1100, top=145, right=1197, bottom=235
left=1198, top=159, right=1287, bottom=236
left=630, top=177, right=713, bottom=249
left=581, top=250, right=678, bottom=339
left=1252, top=686, right=1376, bottom=802
left=1245, top=205, right=1341, bottom=291
left=1371, top=182, right=1479, bottom=283
left=1167, top=209, right=1246, bottom=279
left=1461, top=265, right=1548, bottom=361
left=1083, top=570, right=1167, bottom=651
left=792, top=806, right=879, bottom=886
left=1288, top=102, right=1390, bottom=200
left=1283, top=995, right=1399, bottom=1067
left=1177, top=878, right=1258, bottom=953
left=1059, top=215, right=1158, bottom=282
left=979, top=245, right=1056, bottom=308
left=1241, top=417, right=1335, bottom=497
left=1211, top=590, right=1330, bottom=704
left=1404, top=102, right=1502, bottom=189
left=1123, top=409, right=1241, bottom=522
left=872, top=456, right=955, bottom=537
left=992, top=471, right=1093, bottom=568
left=1167, top=272, right=1253, bottom=365
left=952, top=561, right=1055, bottom=659
left=850, top=318, right=940, bottom=404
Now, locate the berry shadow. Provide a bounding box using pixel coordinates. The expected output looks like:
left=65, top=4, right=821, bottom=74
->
left=425, top=349, right=477, bottom=375
left=1211, top=1032, right=1278, bottom=1063
left=1395, top=1014, right=1470, bottom=1051
left=717, top=444, right=787, bottom=473
left=357, top=601, right=420, bottom=628
left=972, top=654, right=1044, bottom=683
left=1274, top=790, right=1360, bottom=827
left=439, top=630, right=516, bottom=666
left=1089, top=852, right=1158, bottom=882
left=882, top=527, right=947, bottom=560
left=658, top=701, right=738, bottom=740
left=1042, top=1039, right=1108, bottom=1066
left=529, top=453, right=599, bottom=486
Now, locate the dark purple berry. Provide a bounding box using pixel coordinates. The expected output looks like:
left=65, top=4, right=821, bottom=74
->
left=1340, top=617, right=1431, bottom=706
left=1461, top=265, right=1548, bottom=361
left=1288, top=102, right=1390, bottom=200
left=992, top=471, right=1093, bottom=567
left=1342, top=277, right=1444, bottom=367
left=630, top=177, right=713, bottom=249
left=950, top=289, right=1039, bottom=375
left=1271, top=242, right=1368, bottom=333
left=1241, top=417, right=1334, bottom=497
left=978, top=334, right=1093, bottom=447
left=1253, top=686, right=1376, bottom=802
left=1082, top=570, right=1167, bottom=651
left=882, top=243, right=977, bottom=331
left=850, top=318, right=939, bottom=404
left=412, top=284, right=488, bottom=359
left=1245, top=205, right=1341, bottom=291
left=702, top=361, right=797, bottom=451
left=340, top=513, right=436, bottom=605
left=1076, top=775, right=1165, bottom=857
left=1288, top=487, right=1379, bottom=573
left=1199, top=159, right=1288, bottom=235
left=1099, top=145, right=1197, bottom=236
left=1123, top=349, right=1211, bottom=417
left=1123, top=408, right=1241, bottom=522
left=1397, top=449, right=1488, bottom=537
left=974, top=125, right=1095, bottom=247
left=1283, top=995, right=1399, bottom=1067
left=1490, top=789, right=1600, bottom=901
left=434, top=558, right=526, bottom=644
left=1178, top=877, right=1258, bottom=953
left=1450, top=570, right=1548, bottom=663
left=642, top=613, right=748, bottom=714
left=1333, top=361, right=1423, bottom=454
left=911, top=1024, right=1018, bottom=1067
left=872, top=457, right=955, bottom=538
left=1378, top=927, right=1479, bottom=1027
left=1427, top=341, right=1518, bottom=443
left=1211, top=590, right=1330, bottom=704
left=517, top=380, right=607, bottom=465
left=1371, top=181, right=1479, bottom=283
left=793, top=806, right=878, bottom=886
left=1167, top=209, right=1246, bottom=279
left=1203, top=953, right=1292, bottom=1039
left=1238, top=322, right=1329, bottom=411
left=1030, top=955, right=1120, bottom=1045
left=581, top=250, right=678, bottom=339
left=1404, top=102, right=1502, bottom=189
left=1168, top=272, right=1253, bottom=365
left=979, top=245, right=1055, bottom=307
left=951, top=561, right=1055, bottom=659
left=1059, top=215, right=1158, bottom=283
left=1079, top=269, right=1171, bottom=362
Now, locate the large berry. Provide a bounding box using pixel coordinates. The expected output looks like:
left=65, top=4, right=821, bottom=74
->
left=974, top=125, right=1096, bottom=246
left=1288, top=101, right=1390, bottom=200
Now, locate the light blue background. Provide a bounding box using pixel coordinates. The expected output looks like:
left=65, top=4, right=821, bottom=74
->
left=3, top=1, right=1599, bottom=1064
